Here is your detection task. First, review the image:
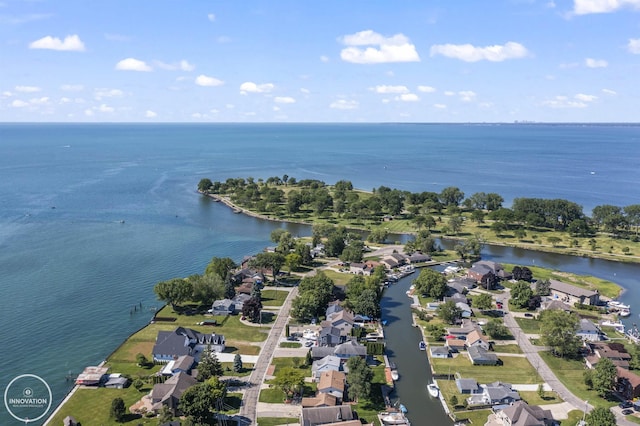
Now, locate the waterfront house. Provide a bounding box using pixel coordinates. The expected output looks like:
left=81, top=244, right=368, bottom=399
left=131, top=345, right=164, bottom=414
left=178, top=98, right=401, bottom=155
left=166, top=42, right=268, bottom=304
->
left=311, top=355, right=343, bottom=380
left=104, top=374, right=129, bottom=389
left=443, top=293, right=468, bottom=305
left=470, top=261, right=510, bottom=279
left=467, top=346, right=499, bottom=366
left=447, top=277, right=477, bottom=293
left=301, top=393, right=337, bottom=408
left=447, top=320, right=479, bottom=338
left=319, top=326, right=344, bottom=347
left=152, top=327, right=225, bottom=362
left=430, top=346, right=452, bottom=359
left=406, top=252, right=431, bottom=264
left=324, top=310, right=355, bottom=336
left=333, top=340, right=367, bottom=359
left=317, top=370, right=346, bottom=401
left=467, top=381, right=520, bottom=406
left=548, top=279, right=599, bottom=306
left=349, top=262, right=372, bottom=276
left=577, top=319, right=603, bottom=342
left=150, top=371, right=197, bottom=415
left=585, top=342, right=631, bottom=369
left=300, top=405, right=354, bottom=426
left=325, top=302, right=343, bottom=319
left=465, top=329, right=490, bottom=350
left=616, top=366, right=640, bottom=399
left=541, top=299, right=572, bottom=312
left=456, top=378, right=481, bottom=394
left=495, top=400, right=553, bottom=426
left=160, top=355, right=195, bottom=376
left=211, top=299, right=235, bottom=315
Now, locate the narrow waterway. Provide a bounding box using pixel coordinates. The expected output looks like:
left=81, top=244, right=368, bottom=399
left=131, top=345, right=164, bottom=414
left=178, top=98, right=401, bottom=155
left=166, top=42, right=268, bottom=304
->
left=381, top=273, right=452, bottom=425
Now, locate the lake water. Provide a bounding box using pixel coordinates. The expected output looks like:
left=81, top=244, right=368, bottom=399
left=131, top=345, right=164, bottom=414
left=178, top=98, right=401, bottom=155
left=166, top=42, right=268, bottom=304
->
left=1, top=123, right=640, bottom=424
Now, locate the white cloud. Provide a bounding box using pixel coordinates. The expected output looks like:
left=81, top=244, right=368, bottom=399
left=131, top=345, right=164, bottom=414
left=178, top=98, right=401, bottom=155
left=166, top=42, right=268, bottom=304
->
left=444, top=91, right=456, bottom=96
left=602, top=88, right=617, bottom=95
left=330, top=99, right=359, bottom=110
left=542, top=95, right=588, bottom=108
left=628, top=38, right=640, bottom=54
left=207, top=13, right=216, bottom=22
left=430, top=41, right=528, bottom=62
left=240, top=82, right=274, bottom=94
left=155, top=60, right=195, bottom=71
left=217, top=36, right=231, bottom=44
left=371, top=85, right=409, bottom=94
left=417, top=85, right=436, bottom=93
left=15, top=85, right=41, bottom=93
left=434, top=104, right=447, bottom=109
left=2, top=91, right=12, bottom=97
left=395, top=93, right=419, bottom=102
left=575, top=93, right=598, bottom=102
left=275, top=96, right=296, bottom=104
left=300, top=88, right=310, bottom=94
left=573, top=0, right=640, bottom=15
left=11, top=99, right=29, bottom=108
left=29, top=96, right=49, bottom=105
left=192, top=112, right=203, bottom=119
left=585, top=58, right=608, bottom=68
left=97, top=104, right=114, bottom=113
left=60, top=97, right=72, bottom=104
left=84, top=109, right=94, bottom=116
left=320, top=55, right=329, bottom=63
left=273, top=106, right=281, bottom=112
left=339, top=30, right=420, bottom=64
left=29, top=34, right=85, bottom=51
left=195, top=75, right=224, bottom=87
left=145, top=110, right=157, bottom=118
left=61, top=84, right=84, bottom=91
left=115, top=58, right=152, bottom=71
left=94, top=88, right=124, bottom=100
left=459, top=90, right=477, bottom=102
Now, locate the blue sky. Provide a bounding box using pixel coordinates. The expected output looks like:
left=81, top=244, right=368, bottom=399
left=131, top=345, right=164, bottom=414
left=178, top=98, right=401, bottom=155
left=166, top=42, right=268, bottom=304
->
left=1, top=0, right=639, bottom=122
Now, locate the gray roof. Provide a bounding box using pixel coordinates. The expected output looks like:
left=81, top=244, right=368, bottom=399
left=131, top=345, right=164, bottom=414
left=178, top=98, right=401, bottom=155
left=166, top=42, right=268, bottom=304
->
left=333, top=340, right=367, bottom=357
left=430, top=346, right=450, bottom=356
left=578, top=319, right=600, bottom=333
left=468, top=346, right=499, bottom=363
left=484, top=382, right=520, bottom=403
left=456, top=378, right=479, bottom=392
left=549, top=279, right=597, bottom=298
left=153, top=330, right=192, bottom=358
left=311, top=346, right=335, bottom=359
left=499, top=401, right=551, bottom=426
left=212, top=299, right=234, bottom=309
left=311, top=355, right=341, bottom=373
left=301, top=405, right=354, bottom=426
left=151, top=371, right=197, bottom=410
left=172, top=355, right=195, bottom=372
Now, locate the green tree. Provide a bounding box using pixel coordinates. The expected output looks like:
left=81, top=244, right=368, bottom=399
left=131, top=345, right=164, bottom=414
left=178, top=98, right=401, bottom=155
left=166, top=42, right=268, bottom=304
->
left=448, top=215, right=463, bottom=235
left=486, top=193, right=504, bottom=211
left=197, top=345, right=223, bottom=381
left=585, top=407, right=616, bottom=426
left=449, top=395, right=459, bottom=408
left=413, top=268, right=447, bottom=299
left=473, top=293, right=493, bottom=311
left=539, top=310, right=581, bottom=358
left=353, top=288, right=381, bottom=318
left=346, top=356, right=373, bottom=402
left=250, top=252, right=286, bottom=283
left=285, top=253, right=302, bottom=274
left=110, top=397, right=126, bottom=423
left=204, top=256, right=237, bottom=281
left=547, top=236, right=562, bottom=247
left=198, top=178, right=213, bottom=192
left=154, top=278, right=193, bottom=308
left=484, top=318, right=511, bottom=339
left=158, top=405, right=174, bottom=424
left=368, top=228, right=389, bottom=244
left=233, top=353, right=243, bottom=373
left=405, top=230, right=438, bottom=255
left=190, top=273, right=225, bottom=306
left=340, top=239, right=364, bottom=263
left=510, top=281, right=534, bottom=309
left=592, top=357, right=617, bottom=396
left=437, top=300, right=462, bottom=324
left=179, top=378, right=227, bottom=425
left=136, top=352, right=149, bottom=367
left=440, top=186, right=465, bottom=206
left=133, top=378, right=144, bottom=392
left=583, top=369, right=594, bottom=389
left=537, top=383, right=545, bottom=399
left=273, top=367, right=305, bottom=398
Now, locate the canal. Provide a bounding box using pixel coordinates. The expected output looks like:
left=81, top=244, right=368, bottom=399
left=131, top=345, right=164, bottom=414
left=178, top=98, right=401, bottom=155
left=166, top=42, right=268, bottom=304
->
left=381, top=241, right=640, bottom=424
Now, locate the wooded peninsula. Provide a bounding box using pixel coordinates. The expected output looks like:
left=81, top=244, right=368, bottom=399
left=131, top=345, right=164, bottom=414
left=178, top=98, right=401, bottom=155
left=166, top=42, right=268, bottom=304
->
left=198, top=175, right=640, bottom=264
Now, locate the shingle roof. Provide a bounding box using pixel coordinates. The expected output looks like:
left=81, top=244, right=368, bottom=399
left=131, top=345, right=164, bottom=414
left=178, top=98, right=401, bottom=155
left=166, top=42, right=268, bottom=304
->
left=318, top=370, right=345, bottom=392
left=301, top=405, right=354, bottom=426
left=549, top=279, right=597, bottom=298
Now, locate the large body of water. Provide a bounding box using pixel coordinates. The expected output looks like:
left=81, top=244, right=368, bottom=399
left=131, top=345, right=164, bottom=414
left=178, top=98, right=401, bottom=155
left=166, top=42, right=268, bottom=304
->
left=1, top=123, right=640, bottom=425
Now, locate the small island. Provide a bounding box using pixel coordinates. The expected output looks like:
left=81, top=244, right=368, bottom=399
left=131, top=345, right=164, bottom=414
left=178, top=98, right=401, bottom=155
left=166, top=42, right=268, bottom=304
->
left=45, top=176, right=639, bottom=426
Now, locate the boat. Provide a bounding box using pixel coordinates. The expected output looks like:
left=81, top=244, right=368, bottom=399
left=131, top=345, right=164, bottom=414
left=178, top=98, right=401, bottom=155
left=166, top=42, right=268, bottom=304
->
left=390, top=363, right=399, bottom=381
left=608, top=301, right=631, bottom=310
left=399, top=403, right=407, bottom=414
left=418, top=341, right=426, bottom=351
left=620, top=309, right=631, bottom=317
left=626, top=324, right=640, bottom=343
left=379, top=411, right=411, bottom=425
left=600, top=320, right=625, bottom=333
left=427, top=381, right=440, bottom=398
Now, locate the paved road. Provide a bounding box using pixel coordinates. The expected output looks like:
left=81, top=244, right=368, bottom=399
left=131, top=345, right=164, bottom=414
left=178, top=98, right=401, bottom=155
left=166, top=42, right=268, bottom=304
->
left=502, top=289, right=636, bottom=426
left=239, top=286, right=299, bottom=424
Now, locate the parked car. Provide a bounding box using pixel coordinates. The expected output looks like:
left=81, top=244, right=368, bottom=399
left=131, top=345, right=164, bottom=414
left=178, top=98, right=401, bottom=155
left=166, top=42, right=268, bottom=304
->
left=304, top=340, right=314, bottom=347
left=622, top=409, right=634, bottom=415
left=619, top=401, right=633, bottom=409
left=286, top=336, right=298, bottom=341
left=524, top=313, right=534, bottom=317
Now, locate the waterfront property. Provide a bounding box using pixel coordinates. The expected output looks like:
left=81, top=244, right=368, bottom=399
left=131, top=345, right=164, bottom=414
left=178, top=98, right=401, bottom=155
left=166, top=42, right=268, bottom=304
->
left=494, top=400, right=553, bottom=426
left=616, top=367, right=640, bottom=399
left=152, top=327, right=225, bottom=362
left=467, top=346, right=499, bottom=366
left=75, top=366, right=109, bottom=386
left=548, top=279, right=600, bottom=306
left=300, top=405, right=355, bottom=426
left=149, top=371, right=197, bottom=415
left=466, top=381, right=521, bottom=407
left=317, top=370, right=346, bottom=402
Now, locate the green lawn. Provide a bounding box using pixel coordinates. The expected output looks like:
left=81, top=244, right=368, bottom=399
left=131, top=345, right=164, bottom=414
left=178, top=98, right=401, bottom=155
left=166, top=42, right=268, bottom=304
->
left=270, top=357, right=312, bottom=377
left=539, top=351, right=618, bottom=410
left=47, top=387, right=160, bottom=426
left=279, top=342, right=302, bottom=348
left=431, top=355, right=542, bottom=384
left=491, top=344, right=523, bottom=354
left=451, top=409, right=493, bottom=424
left=514, top=317, right=541, bottom=334
left=261, top=289, right=289, bottom=307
